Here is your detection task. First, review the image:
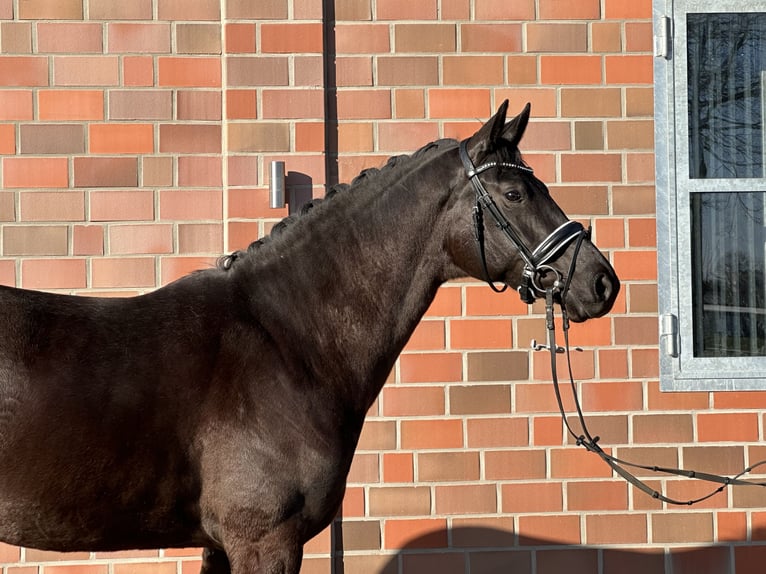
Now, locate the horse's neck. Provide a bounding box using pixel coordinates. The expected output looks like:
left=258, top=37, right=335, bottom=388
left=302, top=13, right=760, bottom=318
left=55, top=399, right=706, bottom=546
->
left=248, top=171, right=454, bottom=416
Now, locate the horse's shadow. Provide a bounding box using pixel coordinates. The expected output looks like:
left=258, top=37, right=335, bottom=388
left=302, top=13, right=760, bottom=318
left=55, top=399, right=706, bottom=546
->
left=332, top=525, right=764, bottom=574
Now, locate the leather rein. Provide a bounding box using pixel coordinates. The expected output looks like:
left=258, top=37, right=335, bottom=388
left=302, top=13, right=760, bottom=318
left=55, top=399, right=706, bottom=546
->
left=460, top=139, right=766, bottom=505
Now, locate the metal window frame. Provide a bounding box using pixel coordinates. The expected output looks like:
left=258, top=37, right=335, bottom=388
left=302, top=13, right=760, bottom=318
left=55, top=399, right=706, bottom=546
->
left=655, top=0, right=766, bottom=390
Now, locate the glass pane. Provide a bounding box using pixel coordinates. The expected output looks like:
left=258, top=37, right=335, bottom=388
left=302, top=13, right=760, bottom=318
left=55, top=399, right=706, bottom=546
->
left=687, top=13, right=766, bottom=179
left=691, top=192, right=766, bottom=357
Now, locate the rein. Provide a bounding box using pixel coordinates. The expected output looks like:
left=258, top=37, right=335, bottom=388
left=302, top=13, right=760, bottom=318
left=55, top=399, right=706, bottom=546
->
left=541, top=291, right=766, bottom=505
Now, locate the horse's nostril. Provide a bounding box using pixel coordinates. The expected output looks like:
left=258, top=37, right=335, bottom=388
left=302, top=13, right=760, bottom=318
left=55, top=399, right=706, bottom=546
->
left=594, top=273, right=611, bottom=301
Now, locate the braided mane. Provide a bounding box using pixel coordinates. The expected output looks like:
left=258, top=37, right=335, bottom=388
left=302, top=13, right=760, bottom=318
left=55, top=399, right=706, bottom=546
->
left=217, top=138, right=458, bottom=271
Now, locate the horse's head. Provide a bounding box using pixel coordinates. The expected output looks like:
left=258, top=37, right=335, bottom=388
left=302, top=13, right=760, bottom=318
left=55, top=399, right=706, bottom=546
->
left=447, top=100, right=619, bottom=322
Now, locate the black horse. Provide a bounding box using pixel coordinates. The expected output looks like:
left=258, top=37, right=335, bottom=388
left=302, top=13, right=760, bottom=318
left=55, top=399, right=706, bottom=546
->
left=0, top=102, right=618, bottom=573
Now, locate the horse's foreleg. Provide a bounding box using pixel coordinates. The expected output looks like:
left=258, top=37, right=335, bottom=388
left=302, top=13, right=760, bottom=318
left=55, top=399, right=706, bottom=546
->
left=226, top=520, right=303, bottom=574
left=200, top=548, right=231, bottom=574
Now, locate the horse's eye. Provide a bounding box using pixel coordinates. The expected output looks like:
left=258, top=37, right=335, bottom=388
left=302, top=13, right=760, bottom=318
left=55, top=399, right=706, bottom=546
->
left=504, top=190, right=523, bottom=202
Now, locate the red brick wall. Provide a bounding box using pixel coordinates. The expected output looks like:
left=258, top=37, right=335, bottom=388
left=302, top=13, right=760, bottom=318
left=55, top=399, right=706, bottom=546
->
left=1, top=0, right=765, bottom=573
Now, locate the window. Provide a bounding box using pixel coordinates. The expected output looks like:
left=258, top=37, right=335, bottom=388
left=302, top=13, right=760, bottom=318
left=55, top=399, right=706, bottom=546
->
left=656, top=0, right=766, bottom=389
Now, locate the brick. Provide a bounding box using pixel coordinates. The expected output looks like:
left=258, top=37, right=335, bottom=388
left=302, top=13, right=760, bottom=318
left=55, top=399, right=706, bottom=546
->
left=53, top=56, right=119, bottom=87
left=604, top=0, right=651, bottom=19
left=112, top=564, right=176, bottom=574
left=158, top=57, right=221, bottom=87
left=73, top=225, right=104, bottom=256
left=227, top=123, right=288, bottom=153
left=157, top=0, right=220, bottom=20
left=612, top=185, right=656, bottom=215
left=605, top=55, right=653, bottom=84
left=159, top=190, right=222, bottom=221
left=19, top=124, right=83, bottom=155
left=383, top=518, right=447, bottom=550
left=592, top=21, right=622, bottom=53
left=89, top=0, right=153, bottom=19
left=586, top=514, right=646, bottom=545
left=629, top=283, right=657, bottom=314
left=20, top=191, right=84, bottom=222
left=357, top=420, right=396, bottom=451
left=561, top=153, right=622, bottom=183
left=0, top=90, right=33, bottom=120
left=541, top=55, right=601, bottom=85
left=338, top=520, right=379, bottom=551
left=435, top=484, right=496, bottom=514
left=123, top=56, right=154, bottom=86
left=38, top=90, right=103, bottom=121
left=445, top=56, right=505, bottom=86
left=607, top=120, right=654, bottom=150
left=177, top=91, right=222, bottom=121
left=550, top=448, right=615, bottom=479
left=3, top=226, right=67, bottom=256
left=399, top=352, right=462, bottom=383
left=0, top=56, right=48, bottom=87
left=526, top=23, right=588, bottom=53
left=177, top=156, right=221, bottom=188
left=429, top=89, right=490, bottom=119
left=42, top=566, right=107, bottom=574
left=634, top=414, right=693, bottom=444
left=400, top=419, right=462, bottom=449
left=567, top=480, right=628, bottom=511
left=538, top=550, right=598, bottom=574
left=337, top=90, right=391, bottom=120
left=403, top=321, right=445, bottom=352
left=449, top=384, right=510, bottom=415
left=626, top=87, right=654, bottom=117
left=74, top=157, right=137, bottom=188
left=652, top=513, right=713, bottom=544
left=613, top=250, right=657, bottom=281
left=335, top=24, right=389, bottom=54
left=177, top=224, right=222, bottom=254
left=109, top=91, right=172, bottom=121
left=697, top=413, right=759, bottom=443
left=228, top=0, right=286, bottom=18
left=465, top=417, right=528, bottom=447
left=418, top=452, right=479, bottom=481
left=425, top=286, right=462, bottom=317
left=613, top=316, right=658, bottom=346
left=517, top=515, right=580, bottom=545
left=159, top=125, right=221, bottom=154
left=261, top=23, right=323, bottom=54
left=91, top=258, right=156, bottom=289
left=383, top=452, right=413, bottom=483
left=581, top=381, right=643, bottom=413
left=501, top=482, right=562, bottom=513
left=532, top=348, right=595, bottom=382
left=37, top=23, right=102, bottom=53
left=107, top=23, right=170, bottom=55
left=469, top=551, right=531, bottom=574
left=109, top=225, right=173, bottom=255
left=449, top=318, right=512, bottom=350
left=506, top=55, right=538, bottom=84
left=378, top=122, right=439, bottom=153
left=466, top=351, right=528, bottom=382
left=21, top=259, right=86, bottom=290
left=474, top=0, right=534, bottom=20
left=262, top=89, right=324, bottom=120
left=369, top=486, right=430, bottom=517
left=4, top=157, right=68, bottom=188
left=141, top=157, right=172, bottom=185
left=625, top=22, right=653, bottom=52
left=1, top=22, right=32, bottom=54
left=603, top=550, right=664, bottom=574
left=381, top=386, right=444, bottom=417
left=377, top=57, right=438, bottom=87
left=561, top=88, right=622, bottom=117
left=539, top=0, right=600, bottom=19
left=90, top=190, right=154, bottom=221
left=18, top=0, right=82, bottom=19
left=335, top=56, right=373, bottom=87
left=376, top=0, right=435, bottom=19
left=177, top=23, right=220, bottom=54
left=485, top=449, right=546, bottom=480
left=394, top=24, right=456, bottom=53
left=460, top=23, right=522, bottom=53
left=89, top=124, right=154, bottom=155
left=228, top=57, right=289, bottom=87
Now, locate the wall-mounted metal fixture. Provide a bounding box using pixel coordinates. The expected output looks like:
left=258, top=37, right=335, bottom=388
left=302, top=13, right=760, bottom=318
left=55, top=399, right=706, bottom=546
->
left=269, top=160, right=286, bottom=209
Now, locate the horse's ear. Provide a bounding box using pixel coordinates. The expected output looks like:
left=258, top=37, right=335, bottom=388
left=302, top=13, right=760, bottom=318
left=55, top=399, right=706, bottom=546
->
left=465, top=99, right=510, bottom=161
left=502, top=102, right=531, bottom=149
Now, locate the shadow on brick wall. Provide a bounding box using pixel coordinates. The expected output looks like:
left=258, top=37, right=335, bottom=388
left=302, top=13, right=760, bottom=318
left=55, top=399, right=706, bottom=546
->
left=334, top=526, right=765, bottom=574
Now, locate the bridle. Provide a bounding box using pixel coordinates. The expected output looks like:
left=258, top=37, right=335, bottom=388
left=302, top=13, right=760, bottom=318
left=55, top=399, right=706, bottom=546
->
left=459, top=139, right=588, bottom=304
left=460, top=138, right=766, bottom=505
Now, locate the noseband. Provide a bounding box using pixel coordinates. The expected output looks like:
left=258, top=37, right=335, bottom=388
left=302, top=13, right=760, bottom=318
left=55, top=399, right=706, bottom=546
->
left=459, top=140, right=589, bottom=304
